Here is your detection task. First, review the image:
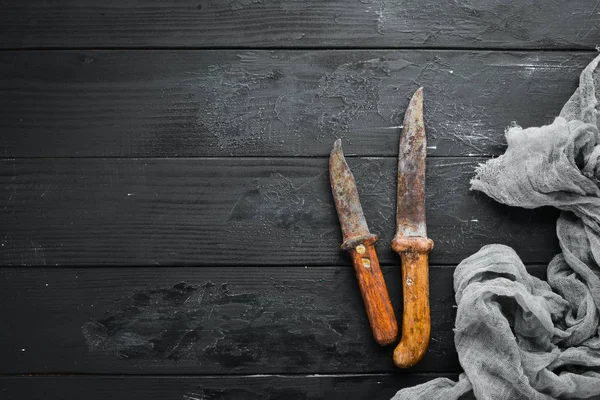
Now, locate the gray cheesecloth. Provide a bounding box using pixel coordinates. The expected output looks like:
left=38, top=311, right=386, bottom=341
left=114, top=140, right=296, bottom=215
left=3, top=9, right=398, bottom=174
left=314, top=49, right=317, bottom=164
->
left=393, top=55, right=600, bottom=400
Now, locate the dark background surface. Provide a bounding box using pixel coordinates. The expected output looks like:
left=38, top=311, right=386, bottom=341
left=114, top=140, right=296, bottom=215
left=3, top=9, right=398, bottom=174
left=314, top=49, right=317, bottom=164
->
left=0, top=1, right=599, bottom=399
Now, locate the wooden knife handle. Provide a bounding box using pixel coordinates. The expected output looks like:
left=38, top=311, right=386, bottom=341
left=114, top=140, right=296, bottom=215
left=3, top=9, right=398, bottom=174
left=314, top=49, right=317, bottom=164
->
left=391, top=236, right=433, bottom=368
left=348, top=239, right=398, bottom=346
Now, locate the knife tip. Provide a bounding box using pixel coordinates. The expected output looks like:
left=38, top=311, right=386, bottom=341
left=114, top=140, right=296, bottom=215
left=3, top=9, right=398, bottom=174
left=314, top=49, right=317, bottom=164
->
left=406, top=87, right=423, bottom=117
left=413, top=87, right=423, bottom=101
left=332, top=138, right=343, bottom=154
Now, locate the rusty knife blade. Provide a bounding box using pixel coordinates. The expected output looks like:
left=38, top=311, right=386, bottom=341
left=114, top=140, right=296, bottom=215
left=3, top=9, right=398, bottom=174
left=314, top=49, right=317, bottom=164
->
left=330, top=139, right=376, bottom=249
left=395, top=87, right=427, bottom=238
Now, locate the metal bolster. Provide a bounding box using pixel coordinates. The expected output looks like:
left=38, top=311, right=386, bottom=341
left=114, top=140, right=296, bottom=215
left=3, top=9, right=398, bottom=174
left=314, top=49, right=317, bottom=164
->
left=341, top=233, right=378, bottom=251
left=391, top=235, right=434, bottom=253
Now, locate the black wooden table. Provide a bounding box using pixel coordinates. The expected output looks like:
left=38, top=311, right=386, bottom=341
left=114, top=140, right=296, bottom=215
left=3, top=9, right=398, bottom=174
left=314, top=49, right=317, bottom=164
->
left=0, top=2, right=599, bottom=399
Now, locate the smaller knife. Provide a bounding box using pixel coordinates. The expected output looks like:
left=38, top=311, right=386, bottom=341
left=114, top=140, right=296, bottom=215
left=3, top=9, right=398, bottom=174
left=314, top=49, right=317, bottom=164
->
left=330, top=140, right=398, bottom=346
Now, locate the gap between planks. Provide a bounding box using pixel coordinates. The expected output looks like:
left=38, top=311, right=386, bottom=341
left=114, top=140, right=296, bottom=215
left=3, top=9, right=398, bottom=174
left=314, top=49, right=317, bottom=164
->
left=0, top=46, right=599, bottom=52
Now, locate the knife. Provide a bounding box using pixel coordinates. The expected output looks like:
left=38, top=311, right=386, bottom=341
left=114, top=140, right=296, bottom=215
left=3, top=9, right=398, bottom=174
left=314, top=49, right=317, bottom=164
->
left=329, top=139, right=398, bottom=346
left=391, top=87, right=434, bottom=368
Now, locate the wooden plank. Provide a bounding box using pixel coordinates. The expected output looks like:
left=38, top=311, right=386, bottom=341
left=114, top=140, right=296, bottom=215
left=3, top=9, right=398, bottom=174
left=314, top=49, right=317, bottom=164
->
left=0, top=157, right=559, bottom=266
left=0, top=374, right=471, bottom=400
left=1, top=1, right=598, bottom=49
left=0, top=265, right=547, bottom=374
left=0, top=50, right=592, bottom=158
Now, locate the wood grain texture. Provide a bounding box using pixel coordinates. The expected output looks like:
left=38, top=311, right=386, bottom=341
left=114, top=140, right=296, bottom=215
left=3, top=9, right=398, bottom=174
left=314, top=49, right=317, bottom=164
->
left=0, top=51, right=593, bottom=158
left=1, top=1, right=598, bottom=49
left=349, top=241, right=398, bottom=346
left=0, top=374, right=472, bottom=400
left=0, top=265, right=545, bottom=374
left=0, top=266, right=455, bottom=374
left=1, top=0, right=591, bottom=394
left=391, top=237, right=434, bottom=368
left=0, top=157, right=559, bottom=266
left=394, top=251, right=431, bottom=368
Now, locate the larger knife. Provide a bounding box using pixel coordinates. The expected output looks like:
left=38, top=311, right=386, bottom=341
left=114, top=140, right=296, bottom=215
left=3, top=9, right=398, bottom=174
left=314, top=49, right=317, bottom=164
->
left=330, top=140, right=398, bottom=346
left=391, top=87, right=434, bottom=368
